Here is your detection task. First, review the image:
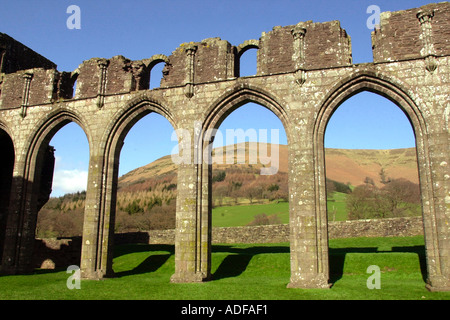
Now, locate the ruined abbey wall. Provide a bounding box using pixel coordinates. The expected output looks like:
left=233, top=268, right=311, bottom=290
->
left=0, top=2, right=448, bottom=291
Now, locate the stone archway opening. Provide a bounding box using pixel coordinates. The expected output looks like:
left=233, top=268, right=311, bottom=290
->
left=323, top=90, right=423, bottom=282
left=312, top=74, right=441, bottom=289
left=205, top=100, right=289, bottom=280
left=238, top=48, right=258, bottom=78
left=149, top=61, right=167, bottom=90
left=0, top=129, right=14, bottom=263
left=210, top=102, right=288, bottom=225
left=102, top=108, right=178, bottom=277
left=34, top=121, right=89, bottom=270
left=324, top=91, right=420, bottom=221
left=115, top=112, right=178, bottom=235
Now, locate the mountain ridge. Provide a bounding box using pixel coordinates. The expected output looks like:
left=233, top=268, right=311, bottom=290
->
left=118, top=143, right=419, bottom=191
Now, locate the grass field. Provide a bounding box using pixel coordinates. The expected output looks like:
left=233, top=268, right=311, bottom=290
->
left=327, top=192, right=349, bottom=221
left=212, top=193, right=349, bottom=227
left=212, top=201, right=290, bottom=227
left=0, top=235, right=449, bottom=301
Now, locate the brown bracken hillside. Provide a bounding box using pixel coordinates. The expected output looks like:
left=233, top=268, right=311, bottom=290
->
left=118, top=143, right=419, bottom=191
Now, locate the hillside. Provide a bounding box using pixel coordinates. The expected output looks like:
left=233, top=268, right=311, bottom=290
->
left=118, top=143, right=419, bottom=191
left=37, top=143, right=420, bottom=237
left=325, top=148, right=419, bottom=187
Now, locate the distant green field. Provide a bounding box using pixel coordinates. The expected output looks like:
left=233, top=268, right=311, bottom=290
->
left=212, top=201, right=289, bottom=227
left=327, top=192, right=349, bottom=221
left=212, top=193, right=349, bottom=227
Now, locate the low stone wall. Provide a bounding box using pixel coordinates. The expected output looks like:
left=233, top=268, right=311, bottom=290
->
left=33, top=216, right=423, bottom=268
left=146, top=216, right=424, bottom=244
left=328, top=216, right=424, bottom=239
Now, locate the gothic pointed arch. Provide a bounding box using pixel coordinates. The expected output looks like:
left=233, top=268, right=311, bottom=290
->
left=312, top=70, right=441, bottom=288
left=1, top=108, right=90, bottom=274
left=202, top=83, right=291, bottom=144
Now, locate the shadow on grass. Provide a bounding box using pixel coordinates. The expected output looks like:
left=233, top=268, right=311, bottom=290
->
left=22, top=242, right=427, bottom=285
left=211, top=244, right=427, bottom=283
left=114, top=253, right=172, bottom=277
left=112, top=244, right=174, bottom=278
left=329, top=245, right=427, bottom=284
left=113, top=244, right=174, bottom=258
left=211, top=245, right=289, bottom=280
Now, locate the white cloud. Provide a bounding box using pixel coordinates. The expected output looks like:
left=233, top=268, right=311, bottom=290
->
left=52, top=169, right=88, bottom=197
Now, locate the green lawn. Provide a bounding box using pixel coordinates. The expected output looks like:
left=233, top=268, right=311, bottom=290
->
left=0, top=235, right=449, bottom=301
left=211, top=193, right=349, bottom=228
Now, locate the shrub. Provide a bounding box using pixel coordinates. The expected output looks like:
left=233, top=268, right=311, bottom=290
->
left=123, top=200, right=144, bottom=215
left=346, top=178, right=421, bottom=220
left=212, top=171, right=226, bottom=183
left=247, top=213, right=282, bottom=226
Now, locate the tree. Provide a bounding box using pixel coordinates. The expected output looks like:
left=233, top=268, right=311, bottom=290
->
left=212, top=170, right=226, bottom=183
left=346, top=184, right=378, bottom=220
left=243, top=184, right=259, bottom=204
left=364, top=176, right=375, bottom=186
left=346, top=178, right=421, bottom=220
left=326, top=178, right=336, bottom=198
left=379, top=178, right=421, bottom=217
left=379, top=168, right=392, bottom=185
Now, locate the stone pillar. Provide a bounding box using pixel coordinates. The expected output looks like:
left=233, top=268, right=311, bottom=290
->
left=417, top=9, right=437, bottom=73
left=96, top=58, right=109, bottom=108
left=287, top=140, right=330, bottom=289
left=423, top=121, right=450, bottom=292
left=0, top=174, right=32, bottom=274
left=0, top=45, right=6, bottom=73
left=1, top=149, right=41, bottom=274
left=171, top=121, right=210, bottom=282
left=291, top=24, right=307, bottom=86
left=20, top=71, right=33, bottom=118
left=80, top=148, right=115, bottom=279
left=184, top=44, right=197, bottom=98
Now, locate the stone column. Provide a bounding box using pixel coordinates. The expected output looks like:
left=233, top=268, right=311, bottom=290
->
left=1, top=144, right=45, bottom=274
left=287, top=139, right=330, bottom=289
left=184, top=44, right=197, bottom=98
left=423, top=116, right=450, bottom=292
left=20, top=71, right=33, bottom=118
left=170, top=121, right=210, bottom=282
left=291, top=24, right=307, bottom=86
left=0, top=162, right=31, bottom=274
left=0, top=45, right=6, bottom=74
left=417, top=9, right=437, bottom=73
left=96, top=58, right=109, bottom=108
left=80, top=147, right=115, bottom=279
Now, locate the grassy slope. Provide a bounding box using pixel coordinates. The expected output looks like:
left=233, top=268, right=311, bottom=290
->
left=212, top=192, right=349, bottom=227
left=0, top=236, right=449, bottom=300
left=118, top=145, right=419, bottom=191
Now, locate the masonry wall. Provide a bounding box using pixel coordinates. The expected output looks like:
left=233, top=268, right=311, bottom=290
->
left=258, top=20, right=352, bottom=76
left=146, top=216, right=424, bottom=244
left=372, top=2, right=450, bottom=62
left=0, top=2, right=448, bottom=290
left=0, top=33, right=56, bottom=74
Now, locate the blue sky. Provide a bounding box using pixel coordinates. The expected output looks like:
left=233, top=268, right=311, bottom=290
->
left=0, top=0, right=434, bottom=196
